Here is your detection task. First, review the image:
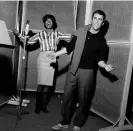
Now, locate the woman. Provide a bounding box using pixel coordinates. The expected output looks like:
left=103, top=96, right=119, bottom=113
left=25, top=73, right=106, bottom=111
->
left=13, top=14, right=71, bottom=114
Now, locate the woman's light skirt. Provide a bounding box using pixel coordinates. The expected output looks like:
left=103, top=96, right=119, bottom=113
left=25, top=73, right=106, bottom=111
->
left=37, top=51, right=56, bottom=86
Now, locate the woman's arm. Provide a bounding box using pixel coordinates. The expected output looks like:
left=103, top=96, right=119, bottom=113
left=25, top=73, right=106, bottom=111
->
left=12, top=29, right=40, bottom=51
left=13, top=28, right=40, bottom=45
left=48, top=35, right=77, bottom=59
left=57, top=31, right=72, bottom=42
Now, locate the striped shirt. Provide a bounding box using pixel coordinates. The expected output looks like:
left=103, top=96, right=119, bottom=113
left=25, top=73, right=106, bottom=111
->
left=20, top=29, right=71, bottom=52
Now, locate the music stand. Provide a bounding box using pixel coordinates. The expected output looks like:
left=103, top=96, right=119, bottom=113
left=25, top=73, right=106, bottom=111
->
left=0, top=20, right=15, bottom=107
left=0, top=20, right=30, bottom=120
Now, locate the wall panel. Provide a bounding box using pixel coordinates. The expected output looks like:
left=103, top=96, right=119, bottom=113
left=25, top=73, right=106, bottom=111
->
left=76, top=0, right=86, bottom=28
left=0, top=1, right=17, bottom=44
left=92, top=1, right=133, bottom=42
left=91, top=44, right=130, bottom=123
left=89, top=0, right=133, bottom=124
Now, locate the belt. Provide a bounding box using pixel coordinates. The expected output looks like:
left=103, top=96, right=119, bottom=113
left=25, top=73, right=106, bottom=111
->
left=41, top=50, right=55, bottom=52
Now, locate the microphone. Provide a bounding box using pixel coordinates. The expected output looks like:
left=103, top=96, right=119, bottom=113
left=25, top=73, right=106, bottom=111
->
left=25, top=20, right=30, bottom=36
left=23, top=20, right=30, bottom=60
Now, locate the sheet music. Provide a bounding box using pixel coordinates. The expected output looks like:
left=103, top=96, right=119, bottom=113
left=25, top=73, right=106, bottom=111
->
left=0, top=20, right=12, bottom=45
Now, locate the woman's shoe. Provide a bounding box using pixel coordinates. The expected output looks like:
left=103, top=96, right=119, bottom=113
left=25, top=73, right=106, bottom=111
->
left=35, top=108, right=41, bottom=114
left=35, top=92, right=42, bottom=114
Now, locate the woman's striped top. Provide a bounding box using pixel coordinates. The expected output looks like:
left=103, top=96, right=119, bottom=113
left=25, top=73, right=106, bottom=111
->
left=20, top=29, right=71, bottom=52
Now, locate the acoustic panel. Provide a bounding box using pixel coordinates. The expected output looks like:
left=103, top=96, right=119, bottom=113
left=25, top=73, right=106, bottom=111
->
left=92, top=1, right=133, bottom=42
left=76, top=0, right=86, bottom=29
left=91, top=44, right=130, bottom=123
left=0, top=1, right=17, bottom=30
left=0, top=1, right=18, bottom=46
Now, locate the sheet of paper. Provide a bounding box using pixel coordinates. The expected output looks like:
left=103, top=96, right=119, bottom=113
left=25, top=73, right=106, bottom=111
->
left=0, top=20, right=12, bottom=45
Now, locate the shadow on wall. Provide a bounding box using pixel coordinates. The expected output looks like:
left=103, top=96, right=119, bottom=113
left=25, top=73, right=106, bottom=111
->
left=126, top=67, right=133, bottom=119
left=99, top=20, right=119, bottom=82
left=99, top=20, right=109, bottom=37
left=0, top=54, right=13, bottom=96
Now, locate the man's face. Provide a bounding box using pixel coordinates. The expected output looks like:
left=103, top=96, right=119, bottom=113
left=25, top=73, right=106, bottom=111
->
left=45, top=18, right=53, bottom=29
left=91, top=13, right=104, bottom=31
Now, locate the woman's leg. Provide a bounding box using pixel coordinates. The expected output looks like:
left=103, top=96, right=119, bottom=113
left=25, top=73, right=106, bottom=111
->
left=43, top=86, right=54, bottom=106
left=41, top=86, right=54, bottom=113
left=35, top=84, right=44, bottom=114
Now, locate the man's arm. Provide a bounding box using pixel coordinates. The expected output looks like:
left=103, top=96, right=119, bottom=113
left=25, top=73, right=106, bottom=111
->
left=48, top=47, right=67, bottom=59
left=48, top=35, right=77, bottom=59
left=55, top=47, right=67, bottom=57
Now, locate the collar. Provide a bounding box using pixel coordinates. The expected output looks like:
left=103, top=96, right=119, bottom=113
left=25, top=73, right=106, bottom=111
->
left=43, top=28, right=54, bottom=34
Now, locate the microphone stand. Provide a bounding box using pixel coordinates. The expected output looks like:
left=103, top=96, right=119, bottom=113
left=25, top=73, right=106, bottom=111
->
left=8, top=32, right=30, bottom=120
left=17, top=34, right=29, bottom=120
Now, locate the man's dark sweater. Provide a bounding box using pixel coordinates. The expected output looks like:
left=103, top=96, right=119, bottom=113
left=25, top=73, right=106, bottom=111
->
left=66, top=30, right=108, bottom=69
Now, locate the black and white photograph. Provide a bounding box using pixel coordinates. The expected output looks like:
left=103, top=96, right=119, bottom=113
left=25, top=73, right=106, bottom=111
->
left=0, top=0, right=133, bottom=131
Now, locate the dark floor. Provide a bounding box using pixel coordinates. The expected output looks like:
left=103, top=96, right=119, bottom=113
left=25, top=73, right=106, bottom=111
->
left=0, top=91, right=132, bottom=131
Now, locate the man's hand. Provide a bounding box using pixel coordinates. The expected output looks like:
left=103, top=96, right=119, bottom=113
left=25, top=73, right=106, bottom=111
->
left=47, top=52, right=57, bottom=59
left=105, top=64, right=113, bottom=72
left=98, top=61, right=114, bottom=72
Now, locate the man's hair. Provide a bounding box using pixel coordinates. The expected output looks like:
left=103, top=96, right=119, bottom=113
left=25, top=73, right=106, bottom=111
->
left=92, top=10, right=106, bottom=21
left=42, top=14, right=57, bottom=30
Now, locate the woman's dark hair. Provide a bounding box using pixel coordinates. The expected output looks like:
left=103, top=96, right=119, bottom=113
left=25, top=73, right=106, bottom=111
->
left=42, top=14, right=57, bottom=30
left=92, top=10, right=106, bottom=22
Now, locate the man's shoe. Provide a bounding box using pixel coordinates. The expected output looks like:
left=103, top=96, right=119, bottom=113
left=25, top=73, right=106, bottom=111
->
left=73, top=126, right=81, bottom=131
left=52, top=123, right=68, bottom=130
left=41, top=106, right=49, bottom=113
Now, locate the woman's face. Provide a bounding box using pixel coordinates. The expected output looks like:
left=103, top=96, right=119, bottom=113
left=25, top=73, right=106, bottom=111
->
left=45, top=18, right=53, bottom=29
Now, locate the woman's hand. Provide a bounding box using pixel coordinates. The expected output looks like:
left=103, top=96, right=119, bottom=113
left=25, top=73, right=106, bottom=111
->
left=12, top=28, right=19, bottom=36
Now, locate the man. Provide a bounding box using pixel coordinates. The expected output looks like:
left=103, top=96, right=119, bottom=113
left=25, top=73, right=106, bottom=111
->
left=49, top=10, right=113, bottom=131
left=13, top=14, right=71, bottom=114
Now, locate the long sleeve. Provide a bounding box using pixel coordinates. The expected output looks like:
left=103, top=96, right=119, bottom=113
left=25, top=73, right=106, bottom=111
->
left=93, top=39, right=109, bottom=63
left=66, top=35, right=77, bottom=55
left=17, top=30, right=40, bottom=51
left=18, top=30, right=40, bottom=45
left=57, top=31, right=71, bottom=42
